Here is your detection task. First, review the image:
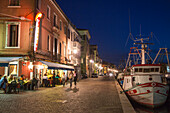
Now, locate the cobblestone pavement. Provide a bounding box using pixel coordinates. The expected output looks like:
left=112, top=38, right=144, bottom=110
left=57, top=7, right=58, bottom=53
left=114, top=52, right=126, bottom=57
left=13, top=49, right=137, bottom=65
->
left=0, top=76, right=123, bottom=113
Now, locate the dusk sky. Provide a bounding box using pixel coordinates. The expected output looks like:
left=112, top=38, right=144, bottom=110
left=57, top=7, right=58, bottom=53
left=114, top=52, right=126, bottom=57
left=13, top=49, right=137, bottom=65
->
left=56, top=0, right=170, bottom=65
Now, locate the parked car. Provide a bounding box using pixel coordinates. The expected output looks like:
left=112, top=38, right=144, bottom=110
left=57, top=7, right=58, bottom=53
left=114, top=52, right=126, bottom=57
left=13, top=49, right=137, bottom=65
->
left=91, top=73, right=98, bottom=78
left=81, top=73, right=88, bottom=79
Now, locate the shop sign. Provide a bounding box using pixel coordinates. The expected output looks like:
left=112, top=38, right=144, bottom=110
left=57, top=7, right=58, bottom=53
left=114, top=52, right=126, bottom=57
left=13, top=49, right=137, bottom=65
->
left=34, top=13, right=42, bottom=52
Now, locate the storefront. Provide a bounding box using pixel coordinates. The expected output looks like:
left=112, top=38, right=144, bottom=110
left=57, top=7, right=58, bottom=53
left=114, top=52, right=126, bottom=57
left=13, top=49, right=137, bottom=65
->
left=0, top=57, right=22, bottom=77
left=40, top=60, right=74, bottom=76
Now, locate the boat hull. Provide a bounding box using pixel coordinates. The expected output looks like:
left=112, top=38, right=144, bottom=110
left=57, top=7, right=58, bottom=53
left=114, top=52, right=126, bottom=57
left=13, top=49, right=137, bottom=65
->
left=125, top=82, right=169, bottom=108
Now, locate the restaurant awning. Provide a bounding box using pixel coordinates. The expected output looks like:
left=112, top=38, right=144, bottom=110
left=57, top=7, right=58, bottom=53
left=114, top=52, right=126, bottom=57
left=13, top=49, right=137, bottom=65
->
left=40, top=61, right=74, bottom=71
left=0, top=57, right=22, bottom=67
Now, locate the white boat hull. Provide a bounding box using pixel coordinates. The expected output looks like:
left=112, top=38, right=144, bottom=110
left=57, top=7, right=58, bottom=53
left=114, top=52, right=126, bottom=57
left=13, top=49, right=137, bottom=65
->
left=125, top=82, right=169, bottom=108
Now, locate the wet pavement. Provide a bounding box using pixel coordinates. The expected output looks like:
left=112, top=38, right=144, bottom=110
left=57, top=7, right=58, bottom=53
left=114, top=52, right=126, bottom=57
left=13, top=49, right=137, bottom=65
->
left=0, top=76, right=124, bottom=113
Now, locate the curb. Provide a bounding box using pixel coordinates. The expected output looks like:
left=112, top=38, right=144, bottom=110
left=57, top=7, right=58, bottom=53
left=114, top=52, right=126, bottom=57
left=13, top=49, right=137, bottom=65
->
left=115, top=81, right=136, bottom=113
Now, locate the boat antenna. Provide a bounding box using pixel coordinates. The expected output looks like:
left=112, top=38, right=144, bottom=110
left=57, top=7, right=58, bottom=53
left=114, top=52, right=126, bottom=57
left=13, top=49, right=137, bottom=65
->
left=125, top=9, right=134, bottom=47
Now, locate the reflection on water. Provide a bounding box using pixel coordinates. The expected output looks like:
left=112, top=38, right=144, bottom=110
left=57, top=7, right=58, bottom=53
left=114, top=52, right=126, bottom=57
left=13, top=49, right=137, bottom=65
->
left=130, top=95, right=170, bottom=113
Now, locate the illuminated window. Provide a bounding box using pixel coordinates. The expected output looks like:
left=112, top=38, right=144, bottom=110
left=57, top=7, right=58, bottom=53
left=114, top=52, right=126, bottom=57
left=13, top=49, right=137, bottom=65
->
left=9, top=0, right=20, bottom=6
left=53, top=13, right=57, bottom=27
left=60, top=20, right=62, bottom=30
left=47, top=5, right=50, bottom=19
left=6, top=22, right=20, bottom=48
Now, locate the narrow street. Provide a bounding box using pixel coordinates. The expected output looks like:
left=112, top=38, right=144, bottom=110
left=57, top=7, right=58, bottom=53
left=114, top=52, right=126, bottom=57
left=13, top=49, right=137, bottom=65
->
left=0, top=76, right=123, bottom=113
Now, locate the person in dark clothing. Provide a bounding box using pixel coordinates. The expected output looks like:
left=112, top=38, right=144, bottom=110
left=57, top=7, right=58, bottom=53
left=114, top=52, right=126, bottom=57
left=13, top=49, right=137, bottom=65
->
left=31, top=77, right=38, bottom=90
left=74, top=71, right=77, bottom=88
left=52, top=71, right=56, bottom=87
left=0, top=76, right=8, bottom=93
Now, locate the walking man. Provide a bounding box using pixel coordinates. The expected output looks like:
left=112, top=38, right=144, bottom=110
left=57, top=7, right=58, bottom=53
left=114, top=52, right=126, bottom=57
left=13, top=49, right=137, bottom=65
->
left=52, top=71, right=56, bottom=87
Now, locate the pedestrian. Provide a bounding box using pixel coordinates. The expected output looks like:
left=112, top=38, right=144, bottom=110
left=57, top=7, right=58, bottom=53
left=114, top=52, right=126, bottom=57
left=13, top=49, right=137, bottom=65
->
left=69, top=71, right=74, bottom=89
left=74, top=71, right=77, bottom=88
left=0, top=75, right=2, bottom=80
left=62, top=72, right=66, bottom=87
left=0, top=76, right=7, bottom=93
left=52, top=71, right=56, bottom=87
left=56, top=72, right=60, bottom=85
left=42, top=74, right=48, bottom=87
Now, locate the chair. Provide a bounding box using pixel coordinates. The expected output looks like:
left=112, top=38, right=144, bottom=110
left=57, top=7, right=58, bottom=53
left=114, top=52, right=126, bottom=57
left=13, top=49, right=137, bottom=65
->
left=18, top=80, right=24, bottom=91
left=8, top=81, right=18, bottom=93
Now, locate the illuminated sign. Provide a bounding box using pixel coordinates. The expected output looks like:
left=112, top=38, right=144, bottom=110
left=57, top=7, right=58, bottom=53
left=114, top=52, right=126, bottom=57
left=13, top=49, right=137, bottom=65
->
left=34, top=13, right=43, bottom=52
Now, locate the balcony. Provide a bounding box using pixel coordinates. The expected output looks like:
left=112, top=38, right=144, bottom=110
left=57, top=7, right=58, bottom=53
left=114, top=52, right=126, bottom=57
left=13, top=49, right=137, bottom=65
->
left=52, top=25, right=59, bottom=32
left=52, top=54, right=61, bottom=63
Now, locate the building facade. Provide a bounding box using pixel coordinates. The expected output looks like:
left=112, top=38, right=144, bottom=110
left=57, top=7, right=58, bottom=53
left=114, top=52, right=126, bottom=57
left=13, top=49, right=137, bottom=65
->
left=78, top=29, right=91, bottom=77
left=67, top=23, right=81, bottom=80
left=0, top=0, right=75, bottom=82
left=89, top=45, right=103, bottom=76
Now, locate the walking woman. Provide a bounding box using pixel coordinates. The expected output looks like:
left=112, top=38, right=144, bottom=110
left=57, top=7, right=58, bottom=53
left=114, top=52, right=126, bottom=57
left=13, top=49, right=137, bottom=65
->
left=69, top=71, right=74, bottom=89
left=62, top=72, right=66, bottom=87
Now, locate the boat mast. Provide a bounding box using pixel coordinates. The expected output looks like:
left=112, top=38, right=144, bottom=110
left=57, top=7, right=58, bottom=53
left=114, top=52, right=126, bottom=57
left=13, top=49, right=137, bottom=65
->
left=141, top=38, right=145, bottom=64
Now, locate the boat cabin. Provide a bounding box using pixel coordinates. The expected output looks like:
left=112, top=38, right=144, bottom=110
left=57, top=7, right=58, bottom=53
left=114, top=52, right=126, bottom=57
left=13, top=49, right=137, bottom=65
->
left=123, top=64, right=163, bottom=90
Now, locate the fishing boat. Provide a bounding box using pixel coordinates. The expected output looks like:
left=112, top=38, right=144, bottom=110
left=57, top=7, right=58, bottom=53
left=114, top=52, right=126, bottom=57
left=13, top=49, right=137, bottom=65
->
left=122, top=37, right=169, bottom=108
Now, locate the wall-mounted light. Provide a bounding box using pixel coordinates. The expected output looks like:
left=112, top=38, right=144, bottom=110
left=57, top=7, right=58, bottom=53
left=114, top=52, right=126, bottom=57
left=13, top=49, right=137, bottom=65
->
left=73, top=49, right=77, bottom=54
left=90, top=60, right=94, bottom=63
left=28, top=62, right=33, bottom=70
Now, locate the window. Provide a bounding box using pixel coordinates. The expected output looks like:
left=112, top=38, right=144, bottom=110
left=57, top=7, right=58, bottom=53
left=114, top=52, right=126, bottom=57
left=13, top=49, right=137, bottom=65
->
left=139, top=68, right=142, bottom=72
left=54, top=38, right=57, bottom=53
left=53, top=13, right=57, bottom=27
left=71, top=32, right=72, bottom=41
left=67, top=29, right=70, bottom=39
left=47, top=5, right=50, bottom=19
left=155, top=68, right=159, bottom=72
left=132, top=77, right=135, bottom=81
left=149, top=75, right=152, bottom=81
left=59, top=20, right=62, bottom=30
left=9, top=0, right=20, bottom=6
left=127, top=79, right=129, bottom=83
left=144, top=68, right=150, bottom=72
left=81, top=58, right=83, bottom=63
left=135, top=68, right=138, bottom=72
left=6, top=22, right=20, bottom=48
left=64, top=25, right=67, bottom=34
left=151, top=68, right=154, bottom=72
left=59, top=42, right=61, bottom=55
left=36, top=0, right=41, bottom=9
left=47, top=35, right=50, bottom=51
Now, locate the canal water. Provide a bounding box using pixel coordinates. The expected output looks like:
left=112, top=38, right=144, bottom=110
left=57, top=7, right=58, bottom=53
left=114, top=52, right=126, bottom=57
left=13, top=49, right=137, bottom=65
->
left=129, top=92, right=170, bottom=113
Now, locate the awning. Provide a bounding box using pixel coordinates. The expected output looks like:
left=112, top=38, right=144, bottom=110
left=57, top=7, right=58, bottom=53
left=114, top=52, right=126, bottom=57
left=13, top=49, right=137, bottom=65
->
left=0, top=63, right=8, bottom=67
left=0, top=57, right=22, bottom=67
left=40, top=61, right=74, bottom=71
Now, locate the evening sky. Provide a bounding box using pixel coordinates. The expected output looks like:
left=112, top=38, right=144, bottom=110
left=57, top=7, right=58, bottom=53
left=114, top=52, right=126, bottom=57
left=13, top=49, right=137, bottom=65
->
left=56, top=0, right=170, bottom=65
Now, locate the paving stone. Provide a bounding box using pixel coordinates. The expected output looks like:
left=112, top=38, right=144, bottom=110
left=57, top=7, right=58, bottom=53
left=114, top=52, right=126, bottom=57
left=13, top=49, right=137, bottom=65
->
left=0, top=76, right=124, bottom=113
